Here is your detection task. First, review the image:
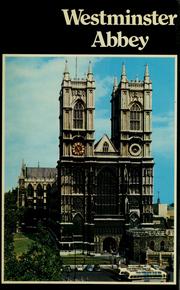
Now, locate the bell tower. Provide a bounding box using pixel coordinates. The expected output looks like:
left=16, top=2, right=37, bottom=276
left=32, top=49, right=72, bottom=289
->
left=111, top=64, right=154, bottom=226
left=59, top=60, right=95, bottom=160
left=58, top=60, right=96, bottom=252
left=111, top=63, right=152, bottom=158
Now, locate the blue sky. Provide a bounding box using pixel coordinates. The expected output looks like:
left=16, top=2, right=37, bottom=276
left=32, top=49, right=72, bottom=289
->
left=3, top=55, right=176, bottom=204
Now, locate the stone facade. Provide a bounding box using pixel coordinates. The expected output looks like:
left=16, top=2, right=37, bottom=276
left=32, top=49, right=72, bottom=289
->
left=18, top=162, right=57, bottom=229
left=126, top=228, right=174, bottom=263
left=57, top=61, right=154, bottom=254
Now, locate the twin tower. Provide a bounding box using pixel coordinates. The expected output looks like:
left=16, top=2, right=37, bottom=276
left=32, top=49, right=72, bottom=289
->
left=57, top=60, right=154, bottom=254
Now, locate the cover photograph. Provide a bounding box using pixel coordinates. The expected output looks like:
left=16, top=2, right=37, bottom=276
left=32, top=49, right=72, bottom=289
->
left=1, top=0, right=179, bottom=287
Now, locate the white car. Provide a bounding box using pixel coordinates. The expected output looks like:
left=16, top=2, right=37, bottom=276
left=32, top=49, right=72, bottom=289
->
left=76, top=265, right=84, bottom=271
left=85, top=264, right=94, bottom=272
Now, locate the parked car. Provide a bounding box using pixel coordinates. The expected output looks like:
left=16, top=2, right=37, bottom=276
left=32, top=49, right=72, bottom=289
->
left=76, top=265, right=84, bottom=271
left=85, top=264, right=94, bottom=272
left=94, top=264, right=101, bottom=271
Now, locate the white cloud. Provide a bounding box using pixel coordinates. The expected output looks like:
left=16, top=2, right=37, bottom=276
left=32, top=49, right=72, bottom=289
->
left=153, top=111, right=174, bottom=125
left=152, top=111, right=174, bottom=157
left=95, top=75, right=113, bottom=101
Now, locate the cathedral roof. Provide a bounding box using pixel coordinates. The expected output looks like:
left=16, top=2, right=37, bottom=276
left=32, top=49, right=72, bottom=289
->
left=25, top=167, right=57, bottom=179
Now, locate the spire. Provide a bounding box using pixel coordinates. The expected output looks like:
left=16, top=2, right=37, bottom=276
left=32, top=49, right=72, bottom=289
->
left=144, top=64, right=150, bottom=83
left=20, top=159, right=25, bottom=178
left=157, top=191, right=160, bottom=204
left=113, top=76, right=118, bottom=92
left=87, top=61, right=93, bottom=81
left=88, top=60, right=92, bottom=74
left=121, top=63, right=127, bottom=82
left=122, top=63, right=126, bottom=76
left=64, top=60, right=68, bottom=73
left=63, top=60, right=70, bottom=80
left=145, top=63, right=149, bottom=76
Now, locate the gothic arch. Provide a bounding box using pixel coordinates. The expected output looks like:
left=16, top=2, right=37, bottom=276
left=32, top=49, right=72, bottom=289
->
left=27, top=184, right=34, bottom=197
left=103, top=237, right=117, bottom=252
left=103, top=141, right=109, bottom=152
left=129, top=136, right=143, bottom=142
left=96, top=167, right=118, bottom=215
left=73, top=101, right=85, bottom=129
left=72, top=98, right=85, bottom=107
left=72, top=135, right=85, bottom=143
left=73, top=213, right=84, bottom=235
left=150, top=240, right=155, bottom=251
left=129, top=101, right=142, bottom=110
left=36, top=184, right=44, bottom=197
left=97, top=165, right=117, bottom=177
left=129, top=102, right=142, bottom=131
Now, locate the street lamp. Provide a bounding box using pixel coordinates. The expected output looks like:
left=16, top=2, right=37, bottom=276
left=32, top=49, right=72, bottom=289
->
left=73, top=234, right=77, bottom=281
left=60, top=226, right=63, bottom=257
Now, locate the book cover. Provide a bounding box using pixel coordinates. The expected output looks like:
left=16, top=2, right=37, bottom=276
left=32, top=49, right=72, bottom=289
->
left=1, top=0, right=179, bottom=288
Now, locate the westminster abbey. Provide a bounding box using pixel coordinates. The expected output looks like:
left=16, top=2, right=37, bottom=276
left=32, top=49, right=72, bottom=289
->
left=18, top=61, right=155, bottom=255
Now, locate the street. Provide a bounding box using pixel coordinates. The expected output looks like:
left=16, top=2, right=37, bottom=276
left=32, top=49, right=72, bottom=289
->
left=62, top=268, right=117, bottom=282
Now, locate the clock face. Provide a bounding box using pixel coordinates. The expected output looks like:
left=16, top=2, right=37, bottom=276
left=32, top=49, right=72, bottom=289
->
left=72, top=142, right=85, bottom=156
left=129, top=143, right=141, bottom=156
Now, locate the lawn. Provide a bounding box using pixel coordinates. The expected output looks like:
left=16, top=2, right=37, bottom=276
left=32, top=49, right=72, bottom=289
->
left=13, top=232, right=35, bottom=257
left=13, top=233, right=115, bottom=265
left=61, top=254, right=114, bottom=265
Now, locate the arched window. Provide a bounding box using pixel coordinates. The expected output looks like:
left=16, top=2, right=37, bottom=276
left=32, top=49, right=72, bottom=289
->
left=73, top=102, right=84, bottom=129
left=27, top=184, right=34, bottom=197
left=96, top=168, right=118, bottom=215
left=36, top=184, right=44, bottom=197
left=73, top=213, right=83, bottom=235
left=150, top=240, right=155, bottom=251
left=103, top=142, right=109, bottom=152
left=130, top=103, right=141, bottom=130
left=160, top=241, right=165, bottom=251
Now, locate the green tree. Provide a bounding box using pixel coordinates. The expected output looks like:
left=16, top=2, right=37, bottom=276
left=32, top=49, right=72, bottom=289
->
left=4, top=189, right=63, bottom=281
left=16, top=243, right=63, bottom=281
left=4, top=188, right=19, bottom=280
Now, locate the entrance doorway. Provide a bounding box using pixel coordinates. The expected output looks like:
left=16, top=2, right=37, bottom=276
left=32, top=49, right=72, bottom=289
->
left=103, top=237, right=117, bottom=253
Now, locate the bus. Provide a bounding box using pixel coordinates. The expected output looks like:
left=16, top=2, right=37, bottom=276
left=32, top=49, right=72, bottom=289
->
left=118, top=264, right=167, bottom=282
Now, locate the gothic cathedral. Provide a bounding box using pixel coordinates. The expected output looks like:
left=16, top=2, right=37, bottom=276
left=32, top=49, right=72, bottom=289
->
left=57, top=61, right=154, bottom=254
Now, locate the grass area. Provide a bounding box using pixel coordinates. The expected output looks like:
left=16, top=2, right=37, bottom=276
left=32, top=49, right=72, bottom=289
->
left=13, top=232, right=115, bottom=266
left=61, top=254, right=113, bottom=265
left=13, top=233, right=35, bottom=257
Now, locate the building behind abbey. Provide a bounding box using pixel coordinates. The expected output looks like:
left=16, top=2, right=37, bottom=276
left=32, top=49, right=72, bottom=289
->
left=18, top=61, right=174, bottom=264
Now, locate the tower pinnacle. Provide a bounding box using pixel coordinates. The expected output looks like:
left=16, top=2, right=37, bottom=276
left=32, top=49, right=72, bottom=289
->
left=144, top=64, right=150, bottom=83
left=20, top=159, right=25, bottom=178
left=121, top=63, right=127, bottom=82
left=63, top=60, right=70, bottom=80
left=88, top=61, right=92, bottom=74
left=87, top=61, right=93, bottom=81
left=113, top=76, right=118, bottom=92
